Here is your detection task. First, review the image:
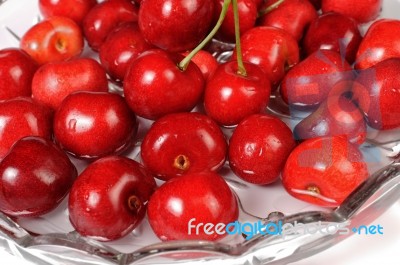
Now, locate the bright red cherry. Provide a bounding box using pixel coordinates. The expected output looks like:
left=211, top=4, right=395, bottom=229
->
left=68, top=156, right=156, bottom=241
left=141, top=112, right=227, bottom=181
left=0, top=48, right=38, bottom=100
left=147, top=172, right=238, bottom=241
left=280, top=50, right=354, bottom=110
left=258, top=0, right=318, bottom=41
left=181, top=50, right=219, bottom=81
left=352, top=58, right=400, bottom=130
left=355, top=19, right=400, bottom=70
left=138, top=0, right=215, bottom=52
left=0, top=136, right=77, bottom=217
left=282, top=136, right=369, bottom=207
left=321, top=0, right=382, bottom=23
left=229, top=114, right=296, bottom=185
left=303, top=12, right=362, bottom=64
left=0, top=97, right=52, bottom=160
left=20, top=16, right=84, bottom=65
left=204, top=60, right=271, bottom=127
left=232, top=26, right=299, bottom=89
left=99, top=22, right=154, bottom=82
left=53, top=91, right=137, bottom=159
left=213, top=0, right=258, bottom=43
left=83, top=0, right=139, bottom=51
left=123, top=49, right=204, bottom=120
left=39, top=0, right=97, bottom=26
left=32, top=57, right=109, bottom=110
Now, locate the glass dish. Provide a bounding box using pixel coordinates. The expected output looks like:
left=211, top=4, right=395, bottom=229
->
left=1, top=0, right=400, bottom=264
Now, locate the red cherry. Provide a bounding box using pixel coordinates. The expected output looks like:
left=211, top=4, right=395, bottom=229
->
left=0, top=97, right=52, bottom=160
left=321, top=0, right=382, bottom=23
left=147, top=172, right=238, bottom=241
left=258, top=0, right=318, bottom=41
left=123, top=49, right=204, bottom=120
left=181, top=50, right=219, bottom=81
left=99, top=22, right=154, bottom=82
left=68, top=156, right=156, bottom=241
left=83, top=0, right=139, bottom=51
left=20, top=16, right=84, bottom=65
left=0, top=136, right=77, bottom=217
left=204, top=60, right=271, bottom=127
left=213, top=0, right=258, bottom=43
left=138, top=0, right=215, bottom=52
left=303, top=12, right=362, bottom=64
left=282, top=136, right=369, bottom=207
left=232, top=26, right=300, bottom=89
left=0, top=48, right=38, bottom=100
left=280, top=50, right=354, bottom=110
left=32, top=57, right=109, bottom=110
left=39, top=0, right=97, bottom=26
left=229, top=114, right=296, bottom=185
left=53, top=91, right=137, bottom=159
left=355, top=19, right=400, bottom=70
left=352, top=58, right=400, bottom=130
left=308, top=0, right=321, bottom=10
left=141, top=112, right=227, bottom=181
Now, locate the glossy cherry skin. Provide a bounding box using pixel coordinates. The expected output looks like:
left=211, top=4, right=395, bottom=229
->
left=0, top=48, right=38, bottom=100
left=53, top=91, right=137, bottom=159
left=355, top=19, right=400, bottom=70
left=68, top=156, right=156, bottom=241
left=139, top=0, right=214, bottom=52
left=181, top=50, right=219, bottom=81
left=321, top=0, right=382, bottom=23
left=32, top=58, right=109, bottom=110
left=213, top=0, right=257, bottom=43
left=258, top=0, right=318, bottom=41
left=294, top=89, right=367, bottom=144
left=280, top=50, right=354, bottom=110
left=229, top=114, right=296, bottom=185
left=20, top=16, right=84, bottom=65
left=232, top=26, right=299, bottom=89
left=204, top=61, right=271, bottom=127
left=83, top=0, right=139, bottom=51
left=352, top=58, right=400, bottom=130
left=123, top=49, right=204, bottom=120
left=282, top=136, right=369, bottom=207
left=0, top=136, right=77, bottom=217
left=141, top=112, right=227, bottom=181
left=303, top=12, right=362, bottom=64
left=147, top=172, right=238, bottom=241
left=99, top=22, right=154, bottom=82
left=39, top=0, right=97, bottom=25
left=0, top=97, right=52, bottom=160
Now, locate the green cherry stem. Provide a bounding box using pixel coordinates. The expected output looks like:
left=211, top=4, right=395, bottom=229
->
left=258, top=0, right=285, bottom=18
left=232, top=0, right=247, bottom=76
left=178, top=0, right=232, bottom=71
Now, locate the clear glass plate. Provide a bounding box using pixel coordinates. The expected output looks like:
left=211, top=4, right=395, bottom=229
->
left=1, top=0, right=400, bottom=264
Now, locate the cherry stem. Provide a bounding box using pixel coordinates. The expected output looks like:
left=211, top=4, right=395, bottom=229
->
left=258, top=0, right=285, bottom=18
left=178, top=0, right=232, bottom=71
left=232, top=0, right=247, bottom=76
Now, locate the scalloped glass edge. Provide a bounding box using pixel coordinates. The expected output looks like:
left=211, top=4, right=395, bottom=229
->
left=1, top=0, right=400, bottom=264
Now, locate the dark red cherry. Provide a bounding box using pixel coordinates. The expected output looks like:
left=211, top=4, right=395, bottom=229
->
left=229, top=114, right=296, bottom=185
left=0, top=48, right=38, bottom=100
left=0, top=136, right=77, bottom=217
left=53, top=91, right=137, bottom=159
left=204, top=60, right=271, bottom=127
left=141, top=112, right=227, bottom=181
left=0, top=97, right=52, bottom=160
left=68, top=156, right=156, bottom=241
left=123, top=49, right=204, bottom=120
left=147, top=172, right=238, bottom=241
left=138, top=0, right=215, bottom=52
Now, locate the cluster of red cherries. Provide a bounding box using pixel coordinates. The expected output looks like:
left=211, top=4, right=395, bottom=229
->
left=0, top=0, right=398, bottom=243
